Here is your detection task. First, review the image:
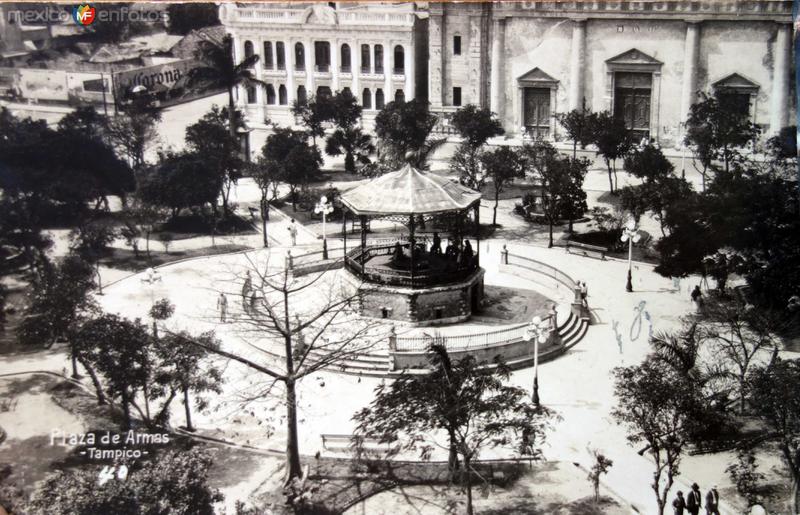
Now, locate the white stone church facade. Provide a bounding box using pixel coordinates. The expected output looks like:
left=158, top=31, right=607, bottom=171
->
left=220, top=1, right=794, bottom=153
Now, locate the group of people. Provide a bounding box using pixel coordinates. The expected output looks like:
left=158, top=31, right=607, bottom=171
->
left=390, top=233, right=475, bottom=268
left=672, top=483, right=721, bottom=515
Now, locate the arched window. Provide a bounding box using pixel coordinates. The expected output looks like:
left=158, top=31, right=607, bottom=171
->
left=394, top=89, right=405, bottom=103
left=278, top=85, right=287, bottom=105
left=263, top=42, right=273, bottom=69
left=362, top=88, right=372, bottom=109
left=393, top=45, right=404, bottom=73
left=360, top=44, right=370, bottom=73
left=374, top=45, right=384, bottom=73
left=316, top=86, right=332, bottom=99
left=266, top=85, right=276, bottom=105
left=375, top=88, right=385, bottom=109
left=244, top=40, right=254, bottom=59
left=276, top=42, right=285, bottom=70
left=340, top=44, right=351, bottom=73
left=314, top=41, right=331, bottom=72
left=297, top=85, right=307, bottom=105
left=294, top=42, right=305, bottom=71
left=342, top=87, right=352, bottom=97
left=246, top=86, right=256, bottom=104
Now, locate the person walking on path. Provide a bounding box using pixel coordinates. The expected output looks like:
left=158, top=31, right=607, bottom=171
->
left=580, top=281, right=588, bottom=307
left=672, top=491, right=686, bottom=515
left=704, top=485, right=720, bottom=515
left=217, top=292, right=228, bottom=323
left=287, top=219, right=298, bottom=246
left=242, top=270, right=252, bottom=303
left=691, top=285, right=703, bottom=313
left=686, top=483, right=702, bottom=515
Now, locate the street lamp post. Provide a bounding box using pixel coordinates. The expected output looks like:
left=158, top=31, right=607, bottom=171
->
left=525, top=315, right=552, bottom=406
left=315, top=195, right=334, bottom=260
left=620, top=218, right=642, bottom=293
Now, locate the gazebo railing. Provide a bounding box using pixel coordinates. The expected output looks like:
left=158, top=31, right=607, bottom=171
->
left=345, top=243, right=479, bottom=288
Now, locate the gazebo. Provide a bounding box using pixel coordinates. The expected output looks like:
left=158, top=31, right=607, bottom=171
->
left=340, top=163, right=485, bottom=325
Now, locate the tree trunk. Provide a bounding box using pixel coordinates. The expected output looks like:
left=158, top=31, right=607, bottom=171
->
left=78, top=358, right=106, bottom=405
left=548, top=220, right=554, bottom=248
left=228, top=88, right=237, bottom=141
left=121, top=389, right=132, bottom=429
left=143, top=384, right=151, bottom=423
left=261, top=197, right=269, bottom=248
left=447, top=428, right=459, bottom=480
left=493, top=190, right=500, bottom=226
left=71, top=354, right=79, bottom=378
left=573, top=140, right=577, bottom=160
left=606, top=160, right=614, bottom=193
left=183, top=387, right=194, bottom=432
left=568, top=218, right=574, bottom=233
left=95, top=263, right=103, bottom=295
left=793, top=474, right=799, bottom=515
left=345, top=152, right=355, bottom=173
left=464, top=456, right=474, bottom=515
left=612, top=161, right=619, bottom=192
left=284, top=377, right=303, bottom=483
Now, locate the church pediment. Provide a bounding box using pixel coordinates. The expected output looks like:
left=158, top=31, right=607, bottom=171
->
left=606, top=48, right=663, bottom=67
left=517, top=67, right=558, bottom=85
left=712, top=73, right=760, bottom=91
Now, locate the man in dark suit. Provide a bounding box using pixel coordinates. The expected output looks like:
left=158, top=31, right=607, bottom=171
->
left=705, top=485, right=721, bottom=515
left=686, top=483, right=702, bottom=515
left=672, top=491, right=686, bottom=515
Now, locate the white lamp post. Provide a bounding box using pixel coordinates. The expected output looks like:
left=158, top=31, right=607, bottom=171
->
left=315, top=195, right=334, bottom=260
left=140, top=267, right=162, bottom=306
left=620, top=218, right=642, bottom=292
left=525, top=315, right=552, bottom=406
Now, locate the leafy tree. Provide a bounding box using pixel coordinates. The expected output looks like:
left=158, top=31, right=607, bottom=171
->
left=28, top=448, right=222, bottom=515
left=623, top=144, right=674, bottom=184
left=185, top=106, right=244, bottom=215
left=166, top=3, right=220, bottom=34
left=189, top=34, right=267, bottom=140
left=0, top=195, right=53, bottom=277
left=726, top=450, right=766, bottom=508
left=522, top=141, right=563, bottom=246
left=748, top=358, right=800, bottom=513
left=76, top=314, right=152, bottom=429
left=154, top=331, right=223, bottom=431
left=354, top=345, right=551, bottom=515
left=587, top=450, right=613, bottom=503
left=324, top=127, right=374, bottom=174
left=249, top=159, right=281, bottom=247
left=374, top=98, right=441, bottom=169
left=106, top=95, right=162, bottom=172
left=123, top=195, right=169, bottom=258
left=619, top=184, right=650, bottom=224
left=481, top=146, right=526, bottom=226
left=592, top=111, right=632, bottom=193
left=69, top=221, right=118, bottom=294
left=261, top=128, right=322, bottom=211
left=329, top=88, right=362, bottom=130
left=292, top=94, right=333, bottom=146
left=137, top=151, right=223, bottom=218
left=765, top=125, right=797, bottom=178
left=450, top=104, right=504, bottom=190
left=557, top=100, right=598, bottom=159
left=16, top=255, right=98, bottom=381
left=684, top=92, right=761, bottom=188
left=612, top=358, right=708, bottom=515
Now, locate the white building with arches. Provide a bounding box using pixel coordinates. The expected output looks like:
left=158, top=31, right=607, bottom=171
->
left=219, top=2, right=428, bottom=157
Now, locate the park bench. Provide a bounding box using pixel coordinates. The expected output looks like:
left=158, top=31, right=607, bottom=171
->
left=321, top=434, right=394, bottom=454
left=565, top=241, right=607, bottom=260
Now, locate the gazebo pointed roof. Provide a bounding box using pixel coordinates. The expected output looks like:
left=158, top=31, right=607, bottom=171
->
left=340, top=164, right=482, bottom=216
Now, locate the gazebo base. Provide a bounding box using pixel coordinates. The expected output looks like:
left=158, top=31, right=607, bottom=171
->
left=345, top=268, right=485, bottom=326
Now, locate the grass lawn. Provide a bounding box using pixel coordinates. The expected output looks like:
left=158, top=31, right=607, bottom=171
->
left=99, top=244, right=251, bottom=272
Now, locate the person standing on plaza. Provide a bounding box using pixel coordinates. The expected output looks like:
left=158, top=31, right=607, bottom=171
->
left=672, top=491, right=686, bottom=515
left=430, top=232, right=442, bottom=256
left=691, top=285, right=703, bottom=313
left=217, top=292, right=228, bottom=323
left=242, top=270, right=252, bottom=303
left=686, top=483, right=702, bottom=515
left=287, top=218, right=298, bottom=246
left=704, top=485, right=720, bottom=515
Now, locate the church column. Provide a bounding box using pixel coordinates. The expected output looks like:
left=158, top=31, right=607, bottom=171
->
left=404, top=43, right=415, bottom=99
left=568, top=19, right=586, bottom=111
left=769, top=22, right=791, bottom=135
left=305, top=38, right=315, bottom=96
left=331, top=39, right=339, bottom=92
left=679, top=21, right=700, bottom=142
left=489, top=17, right=506, bottom=119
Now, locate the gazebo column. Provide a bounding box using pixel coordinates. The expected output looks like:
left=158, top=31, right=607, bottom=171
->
left=409, top=214, right=416, bottom=279
left=360, top=215, right=367, bottom=267
left=342, top=210, right=347, bottom=257
left=474, top=203, right=480, bottom=266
